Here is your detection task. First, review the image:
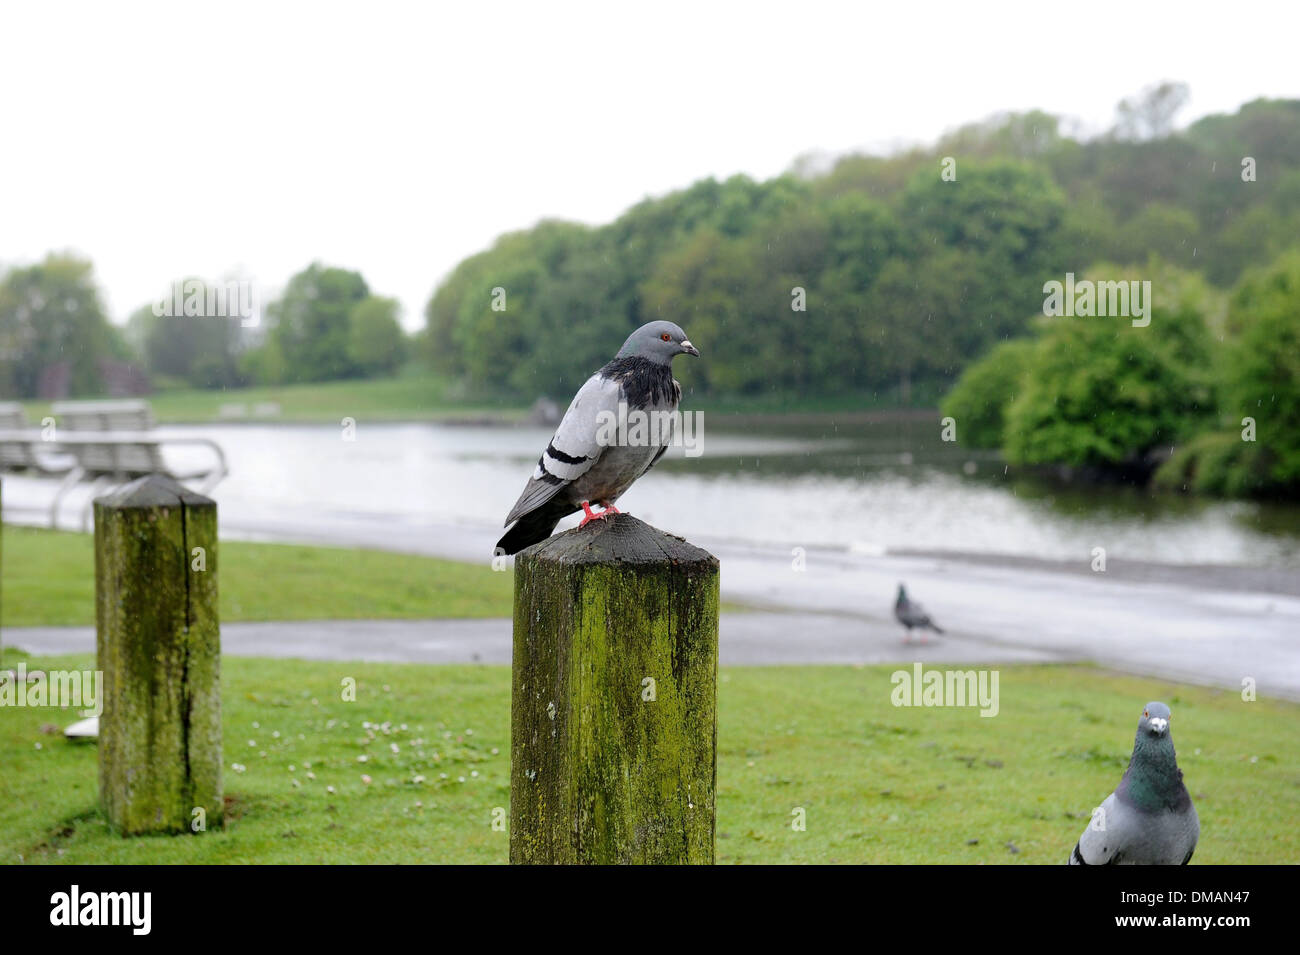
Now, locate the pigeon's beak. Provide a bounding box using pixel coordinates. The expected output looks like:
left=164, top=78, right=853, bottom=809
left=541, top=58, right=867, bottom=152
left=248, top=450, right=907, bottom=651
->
left=1148, top=717, right=1168, bottom=736
left=680, top=340, right=700, bottom=357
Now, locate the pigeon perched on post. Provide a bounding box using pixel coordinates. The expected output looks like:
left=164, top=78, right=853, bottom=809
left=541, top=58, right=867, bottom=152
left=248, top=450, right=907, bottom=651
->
left=895, top=583, right=944, bottom=644
left=1069, top=702, right=1199, bottom=865
left=496, top=320, right=699, bottom=556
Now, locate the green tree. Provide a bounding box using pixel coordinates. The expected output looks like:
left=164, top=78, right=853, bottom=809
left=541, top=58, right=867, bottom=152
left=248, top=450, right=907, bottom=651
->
left=238, top=337, right=286, bottom=386
left=0, top=253, right=125, bottom=398
left=940, top=339, right=1038, bottom=448
left=1004, top=266, right=1216, bottom=471
left=1111, top=203, right=1200, bottom=268
left=899, top=160, right=1068, bottom=277
left=269, top=263, right=370, bottom=382
left=1113, top=81, right=1190, bottom=141
left=135, top=278, right=245, bottom=389
left=640, top=228, right=759, bottom=395
left=348, top=296, right=408, bottom=377
left=1221, top=249, right=1300, bottom=490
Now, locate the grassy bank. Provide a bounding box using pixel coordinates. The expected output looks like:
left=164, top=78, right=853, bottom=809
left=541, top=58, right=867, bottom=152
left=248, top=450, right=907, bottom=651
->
left=1, top=655, right=1294, bottom=864
left=1, top=526, right=513, bottom=627
left=18, top=365, right=942, bottom=426
left=19, top=369, right=526, bottom=425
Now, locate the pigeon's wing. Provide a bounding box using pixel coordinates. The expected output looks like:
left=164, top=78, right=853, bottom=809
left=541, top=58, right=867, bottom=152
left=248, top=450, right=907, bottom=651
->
left=1183, top=804, right=1200, bottom=864
left=1071, top=791, right=1132, bottom=864
left=914, top=601, right=942, bottom=630
left=1178, top=805, right=1199, bottom=864
left=898, top=599, right=931, bottom=628
left=641, top=443, right=669, bottom=477
left=504, top=373, right=620, bottom=527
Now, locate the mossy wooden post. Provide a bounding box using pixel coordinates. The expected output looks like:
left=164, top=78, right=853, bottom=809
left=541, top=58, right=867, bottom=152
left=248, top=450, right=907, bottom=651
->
left=510, top=515, right=718, bottom=864
left=95, top=474, right=221, bottom=835
left=0, top=476, right=4, bottom=667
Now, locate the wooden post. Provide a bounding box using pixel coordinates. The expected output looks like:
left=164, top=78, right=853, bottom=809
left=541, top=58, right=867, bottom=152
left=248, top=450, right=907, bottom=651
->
left=0, top=478, right=3, bottom=670
left=1, top=476, right=4, bottom=669
left=94, top=474, right=221, bottom=835
left=510, top=515, right=718, bottom=864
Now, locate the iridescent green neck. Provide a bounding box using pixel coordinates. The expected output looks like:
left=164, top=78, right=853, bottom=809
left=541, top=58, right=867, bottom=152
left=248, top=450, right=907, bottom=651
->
left=1122, top=733, right=1188, bottom=811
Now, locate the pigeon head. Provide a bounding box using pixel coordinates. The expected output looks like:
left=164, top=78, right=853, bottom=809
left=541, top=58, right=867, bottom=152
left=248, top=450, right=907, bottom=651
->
left=617, top=321, right=699, bottom=365
left=1138, top=701, right=1172, bottom=739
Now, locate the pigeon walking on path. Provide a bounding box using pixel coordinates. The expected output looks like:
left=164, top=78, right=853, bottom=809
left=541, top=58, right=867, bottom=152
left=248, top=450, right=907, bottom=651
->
left=496, top=321, right=699, bottom=555
left=895, top=583, right=944, bottom=644
left=1069, top=702, right=1199, bottom=865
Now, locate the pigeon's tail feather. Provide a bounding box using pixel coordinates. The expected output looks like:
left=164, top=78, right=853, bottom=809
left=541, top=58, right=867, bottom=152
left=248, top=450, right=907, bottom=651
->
left=495, top=499, right=575, bottom=556
left=929, top=621, right=945, bottom=634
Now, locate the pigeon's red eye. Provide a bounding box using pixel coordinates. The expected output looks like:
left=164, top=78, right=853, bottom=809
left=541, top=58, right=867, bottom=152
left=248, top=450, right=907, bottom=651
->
left=661, top=333, right=671, bottom=341
left=1143, top=710, right=1149, bottom=717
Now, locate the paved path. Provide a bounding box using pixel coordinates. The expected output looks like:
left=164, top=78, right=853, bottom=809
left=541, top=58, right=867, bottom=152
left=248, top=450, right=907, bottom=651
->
left=7, top=503, right=1297, bottom=699
left=6, top=613, right=1065, bottom=668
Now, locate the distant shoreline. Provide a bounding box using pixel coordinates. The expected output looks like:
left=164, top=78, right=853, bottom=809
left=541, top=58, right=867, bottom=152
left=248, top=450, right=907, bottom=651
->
left=890, top=546, right=1300, bottom=598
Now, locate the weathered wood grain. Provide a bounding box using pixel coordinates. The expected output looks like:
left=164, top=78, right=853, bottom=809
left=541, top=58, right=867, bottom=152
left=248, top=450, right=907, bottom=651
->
left=510, top=514, right=718, bottom=864
left=94, top=474, right=221, bottom=835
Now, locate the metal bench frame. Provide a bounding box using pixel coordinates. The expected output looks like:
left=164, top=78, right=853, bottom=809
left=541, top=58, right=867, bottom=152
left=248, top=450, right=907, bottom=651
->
left=0, top=400, right=228, bottom=529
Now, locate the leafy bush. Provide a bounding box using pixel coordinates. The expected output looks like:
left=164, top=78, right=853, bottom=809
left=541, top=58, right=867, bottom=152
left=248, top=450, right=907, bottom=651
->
left=940, top=339, right=1037, bottom=448
left=1003, top=265, right=1217, bottom=471
left=1219, top=249, right=1300, bottom=492
left=1152, top=430, right=1271, bottom=496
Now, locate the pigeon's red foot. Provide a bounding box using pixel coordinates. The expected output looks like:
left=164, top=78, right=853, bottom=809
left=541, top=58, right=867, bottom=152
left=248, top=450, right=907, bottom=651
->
left=578, top=501, right=620, bottom=528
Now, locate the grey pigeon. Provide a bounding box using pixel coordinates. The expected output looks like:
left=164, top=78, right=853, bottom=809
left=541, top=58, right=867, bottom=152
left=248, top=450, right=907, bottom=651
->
left=496, top=321, right=699, bottom=555
left=895, top=583, right=944, bottom=643
left=1069, top=702, right=1199, bottom=865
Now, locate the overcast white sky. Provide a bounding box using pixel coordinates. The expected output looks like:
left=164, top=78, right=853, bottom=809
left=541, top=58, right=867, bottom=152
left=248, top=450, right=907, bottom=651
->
left=1, top=1, right=1296, bottom=330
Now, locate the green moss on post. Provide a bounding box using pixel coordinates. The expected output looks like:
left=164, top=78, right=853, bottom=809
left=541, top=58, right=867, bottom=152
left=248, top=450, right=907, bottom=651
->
left=1, top=477, right=4, bottom=668
left=510, top=514, right=718, bottom=864
left=94, top=474, right=222, bottom=835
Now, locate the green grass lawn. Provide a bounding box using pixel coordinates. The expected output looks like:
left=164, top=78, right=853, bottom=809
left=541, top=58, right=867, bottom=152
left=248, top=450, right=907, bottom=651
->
left=1, top=653, right=1294, bottom=864
left=2, top=525, right=745, bottom=626
left=2, top=526, right=513, bottom=626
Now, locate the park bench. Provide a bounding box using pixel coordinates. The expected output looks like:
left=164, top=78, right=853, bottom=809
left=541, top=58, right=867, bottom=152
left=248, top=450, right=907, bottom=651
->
left=0, top=403, right=73, bottom=475
left=0, top=399, right=228, bottom=529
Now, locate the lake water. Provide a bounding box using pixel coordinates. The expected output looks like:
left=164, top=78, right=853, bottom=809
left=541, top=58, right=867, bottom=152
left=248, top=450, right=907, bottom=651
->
left=120, top=415, right=1300, bottom=569
left=9, top=414, right=1297, bottom=696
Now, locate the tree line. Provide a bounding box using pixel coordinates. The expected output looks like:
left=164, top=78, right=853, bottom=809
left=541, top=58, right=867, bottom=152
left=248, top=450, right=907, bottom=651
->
left=0, top=260, right=407, bottom=396
left=424, top=92, right=1300, bottom=407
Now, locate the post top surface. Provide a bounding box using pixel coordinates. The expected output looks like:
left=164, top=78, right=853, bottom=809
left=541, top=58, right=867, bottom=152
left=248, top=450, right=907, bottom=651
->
left=522, top=514, right=717, bottom=567
left=95, top=473, right=214, bottom=510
